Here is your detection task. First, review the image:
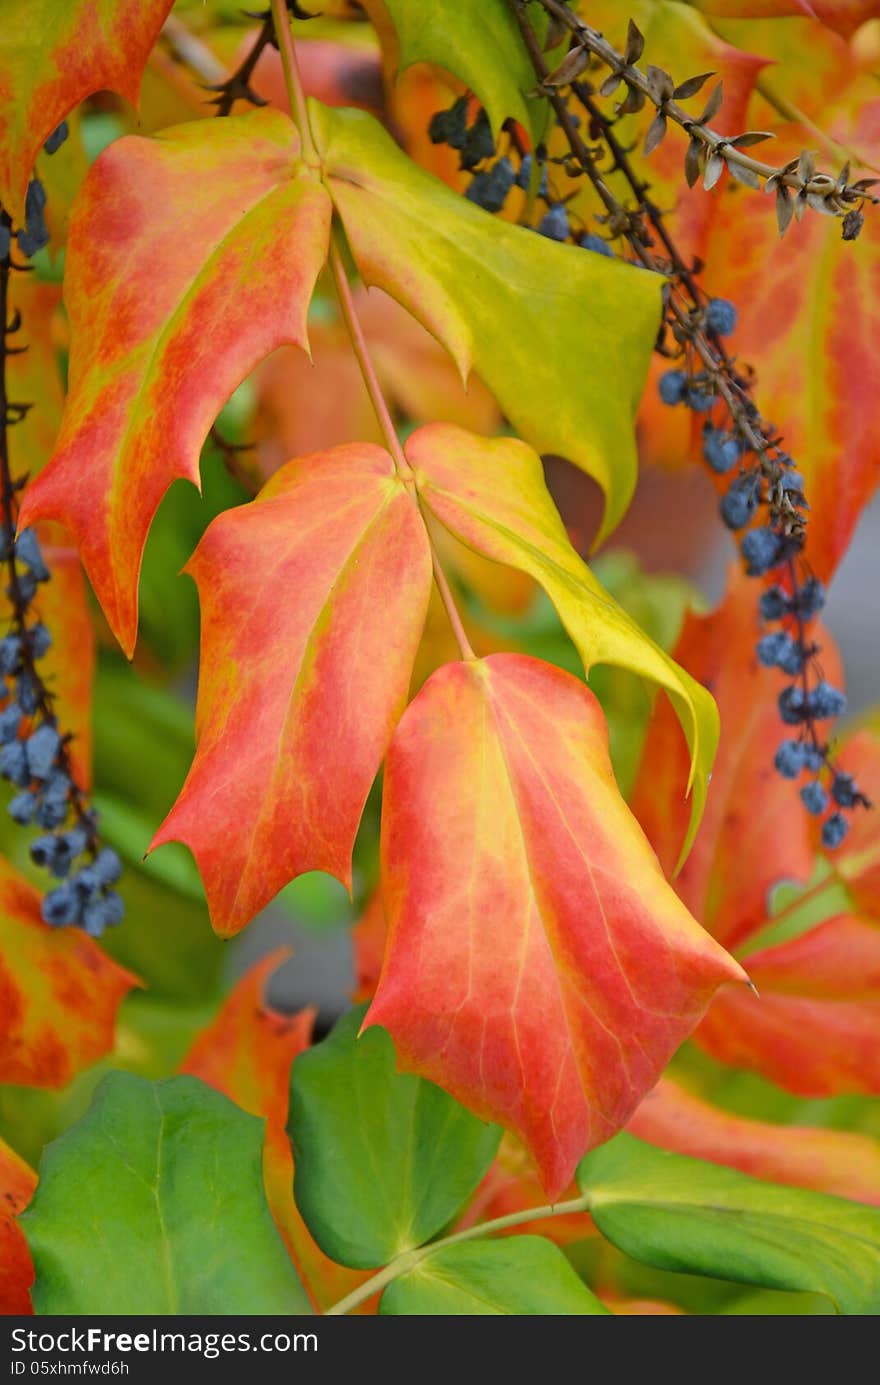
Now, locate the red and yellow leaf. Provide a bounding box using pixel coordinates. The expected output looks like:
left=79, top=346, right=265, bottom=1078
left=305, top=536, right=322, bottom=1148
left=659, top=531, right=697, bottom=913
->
left=0, top=1136, right=36, bottom=1315
left=368, top=653, right=745, bottom=1198
left=7, top=275, right=64, bottom=481
left=352, top=889, right=386, bottom=1004
left=0, top=857, right=137, bottom=1088
left=19, top=111, right=333, bottom=656
left=0, top=0, right=174, bottom=219
left=697, top=0, right=880, bottom=40
left=696, top=913, right=880, bottom=1092
left=181, top=950, right=368, bottom=1313
left=151, top=444, right=432, bottom=936
left=628, top=1076, right=880, bottom=1202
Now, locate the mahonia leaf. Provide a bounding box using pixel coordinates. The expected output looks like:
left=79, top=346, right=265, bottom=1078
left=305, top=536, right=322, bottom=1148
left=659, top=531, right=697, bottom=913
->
left=180, top=952, right=369, bottom=1312
left=311, top=101, right=663, bottom=545
left=0, top=1137, right=36, bottom=1315
left=579, top=1133, right=880, bottom=1314
left=22, top=1073, right=311, bottom=1313
left=0, top=856, right=137, bottom=1088
left=359, top=0, right=549, bottom=147
left=151, top=444, right=432, bottom=936
left=7, top=276, right=64, bottom=480
left=0, top=0, right=174, bottom=218
left=695, top=0, right=880, bottom=41
left=629, top=1077, right=880, bottom=1204
left=19, top=110, right=333, bottom=656
left=407, top=423, right=718, bottom=858
left=367, top=653, right=746, bottom=1199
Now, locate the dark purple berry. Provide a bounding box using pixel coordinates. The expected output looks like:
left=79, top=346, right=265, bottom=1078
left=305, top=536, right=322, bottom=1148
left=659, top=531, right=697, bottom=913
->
left=26, top=623, right=51, bottom=658
left=25, top=723, right=60, bottom=779
left=15, top=672, right=40, bottom=715
left=804, top=744, right=825, bottom=771
left=757, top=631, right=792, bottom=668
left=774, top=739, right=806, bottom=778
left=428, top=97, right=468, bottom=149
left=0, top=739, right=29, bottom=785
left=658, top=369, right=688, bottom=405
left=821, top=812, right=849, bottom=850
left=15, top=529, right=49, bottom=581
left=0, top=635, right=21, bottom=675
left=831, top=772, right=859, bottom=807
left=741, top=526, right=783, bottom=576
left=760, top=587, right=789, bottom=621
left=779, top=685, right=807, bottom=725
left=30, top=834, right=59, bottom=868
left=721, top=475, right=759, bottom=531
left=794, top=576, right=825, bottom=617
left=685, top=386, right=717, bottom=411
left=8, top=791, right=36, bottom=825
left=703, top=428, right=739, bottom=474
left=807, top=681, right=847, bottom=720
left=42, top=883, right=80, bottom=927
left=0, top=703, right=21, bottom=743
left=92, top=847, right=122, bottom=886
left=460, top=109, right=494, bottom=169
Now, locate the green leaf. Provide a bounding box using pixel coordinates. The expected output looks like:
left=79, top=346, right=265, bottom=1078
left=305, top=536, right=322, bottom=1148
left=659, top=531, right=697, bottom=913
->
left=23, top=1072, right=311, bottom=1315
left=579, top=1133, right=880, bottom=1315
left=311, top=101, right=663, bottom=544
left=380, top=1236, right=610, bottom=1315
left=289, top=1006, right=501, bottom=1267
left=364, top=0, right=549, bottom=146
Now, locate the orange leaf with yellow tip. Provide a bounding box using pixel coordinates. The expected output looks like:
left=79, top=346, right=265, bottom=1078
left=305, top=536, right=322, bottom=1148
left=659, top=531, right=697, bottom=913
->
left=368, top=653, right=746, bottom=1199
left=151, top=443, right=432, bottom=937
left=0, top=0, right=174, bottom=219
left=19, top=110, right=333, bottom=656
left=0, top=856, right=137, bottom=1088
left=628, top=1076, right=880, bottom=1203
left=181, top=950, right=369, bottom=1313
left=0, top=1137, right=36, bottom=1315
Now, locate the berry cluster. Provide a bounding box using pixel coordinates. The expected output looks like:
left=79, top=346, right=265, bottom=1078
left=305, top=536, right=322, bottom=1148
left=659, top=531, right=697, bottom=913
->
left=0, top=525, right=124, bottom=934
left=657, top=300, right=868, bottom=846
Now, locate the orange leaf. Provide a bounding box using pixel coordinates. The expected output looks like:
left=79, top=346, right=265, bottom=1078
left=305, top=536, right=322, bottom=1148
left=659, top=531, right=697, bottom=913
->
left=181, top=950, right=368, bottom=1313
left=352, top=889, right=386, bottom=1003
left=631, top=568, right=838, bottom=952
left=151, top=444, right=432, bottom=936
left=0, top=856, right=137, bottom=1088
left=696, top=913, right=880, bottom=1091
left=7, top=276, right=64, bottom=481
left=629, top=1076, right=880, bottom=1202
left=368, top=653, right=746, bottom=1199
left=19, top=111, right=333, bottom=656
left=0, top=1136, right=36, bottom=1315
left=697, top=0, right=880, bottom=40
left=0, top=0, right=174, bottom=219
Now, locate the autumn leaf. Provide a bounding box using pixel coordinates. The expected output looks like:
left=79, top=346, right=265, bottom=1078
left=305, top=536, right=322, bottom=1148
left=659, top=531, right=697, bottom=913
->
left=19, top=110, right=333, bottom=656
left=0, top=0, right=174, bottom=218
left=7, top=275, right=64, bottom=481
left=180, top=951, right=370, bottom=1312
left=367, top=653, right=745, bottom=1198
left=629, top=1077, right=880, bottom=1204
left=696, top=0, right=880, bottom=40
left=822, top=725, right=880, bottom=918
left=0, top=1137, right=36, bottom=1315
left=311, top=101, right=663, bottom=545
left=0, top=856, right=137, bottom=1088
left=352, top=890, right=386, bottom=1004
left=407, top=423, right=719, bottom=858
left=151, top=443, right=432, bottom=936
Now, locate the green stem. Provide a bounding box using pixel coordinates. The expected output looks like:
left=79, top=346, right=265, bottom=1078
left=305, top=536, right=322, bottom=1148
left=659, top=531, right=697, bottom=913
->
left=269, top=0, right=318, bottom=164
left=323, top=1194, right=590, bottom=1315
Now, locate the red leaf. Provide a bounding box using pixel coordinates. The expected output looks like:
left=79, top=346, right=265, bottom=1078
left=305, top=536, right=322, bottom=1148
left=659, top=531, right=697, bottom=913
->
left=0, top=1137, right=36, bottom=1315
left=0, top=857, right=137, bottom=1088
left=629, top=1076, right=880, bottom=1202
left=0, top=0, right=174, bottom=219
left=151, top=444, right=432, bottom=936
left=368, top=653, right=746, bottom=1198
left=19, top=111, right=332, bottom=656
left=696, top=1, right=880, bottom=41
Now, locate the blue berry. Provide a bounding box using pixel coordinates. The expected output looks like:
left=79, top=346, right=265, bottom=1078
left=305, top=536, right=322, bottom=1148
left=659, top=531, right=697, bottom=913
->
left=705, top=298, right=738, bottom=335
left=92, top=847, right=122, bottom=886
left=30, top=834, right=60, bottom=869
left=0, top=703, right=21, bottom=743
left=15, top=672, right=40, bottom=715
left=0, top=635, right=20, bottom=675
left=428, top=97, right=468, bottom=149
left=794, top=576, right=825, bottom=617
left=808, top=681, right=847, bottom=720
left=721, top=475, right=759, bottom=531
left=741, top=526, right=783, bottom=576
left=832, top=772, right=859, bottom=807
left=50, top=827, right=89, bottom=877
left=822, top=812, right=849, bottom=850
left=466, top=157, right=515, bottom=212
left=515, top=154, right=549, bottom=196
left=42, top=883, right=80, bottom=927
left=460, top=109, right=495, bottom=169
left=43, top=121, right=68, bottom=155
left=685, top=385, right=717, bottom=411
left=774, top=739, right=806, bottom=778
left=779, top=686, right=807, bottom=725
left=779, top=471, right=805, bottom=494
left=757, top=631, right=792, bottom=668
left=778, top=642, right=806, bottom=676
left=538, top=204, right=570, bottom=241
left=760, top=586, right=789, bottom=621
left=26, top=623, right=51, bottom=658
left=0, top=739, right=29, bottom=785
left=10, top=572, right=37, bottom=604
left=804, top=744, right=825, bottom=771
left=800, top=780, right=828, bottom=815
left=581, top=232, right=614, bottom=257
left=25, top=723, right=60, bottom=780
left=658, top=369, right=688, bottom=405
left=703, top=428, right=739, bottom=474
left=15, top=529, right=49, bottom=581
left=35, top=797, right=67, bottom=829
left=8, top=791, right=36, bottom=825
